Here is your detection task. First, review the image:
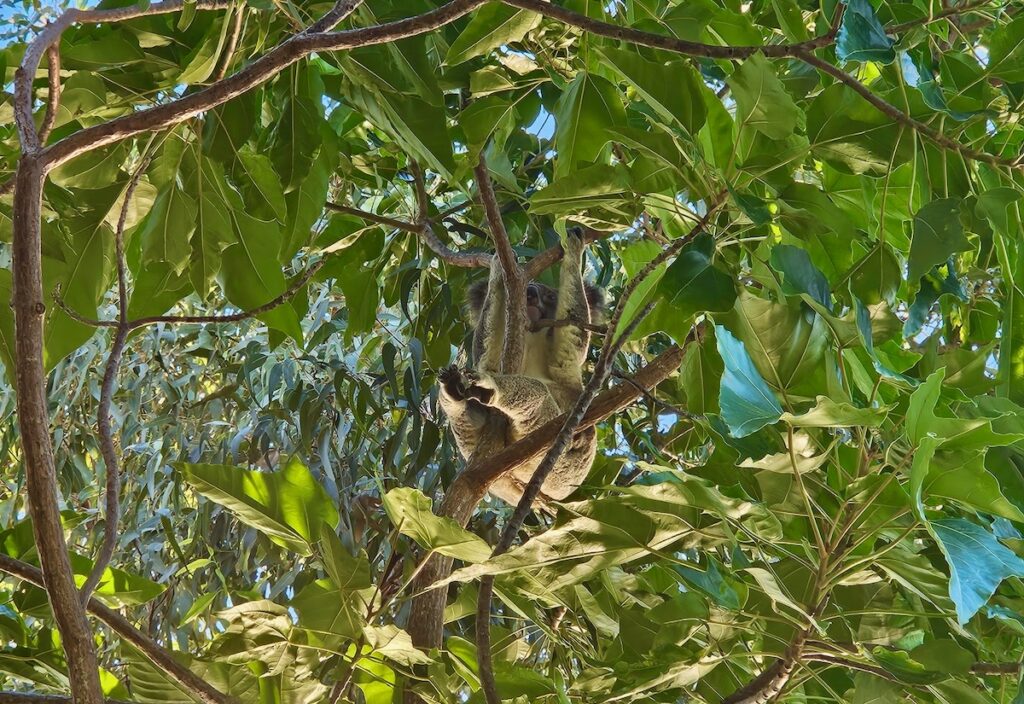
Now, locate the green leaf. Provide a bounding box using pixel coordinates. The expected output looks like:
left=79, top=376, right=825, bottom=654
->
left=233, top=148, right=288, bottom=224
left=988, top=16, right=1024, bottom=83
left=807, top=84, right=911, bottom=175
left=656, top=232, right=736, bottom=321
left=186, top=157, right=235, bottom=296
left=139, top=185, right=197, bottom=275
left=270, top=95, right=323, bottom=192
left=553, top=72, right=626, bottom=178
left=445, top=3, right=540, bottom=65
left=381, top=488, right=492, bottom=563
left=908, top=199, right=970, bottom=282
left=318, top=525, right=373, bottom=592
left=770, top=244, right=831, bottom=308
left=727, top=53, right=804, bottom=140
left=202, top=92, right=258, bottom=162
left=596, top=46, right=706, bottom=134
left=217, top=212, right=303, bottom=344
left=715, top=325, right=783, bottom=438
left=836, top=0, right=895, bottom=63
left=781, top=396, right=887, bottom=427
left=931, top=518, right=1024, bottom=625
left=68, top=553, right=166, bottom=607
left=177, top=457, right=339, bottom=556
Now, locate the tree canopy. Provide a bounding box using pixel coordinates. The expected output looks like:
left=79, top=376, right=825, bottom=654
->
left=2, top=0, right=1024, bottom=702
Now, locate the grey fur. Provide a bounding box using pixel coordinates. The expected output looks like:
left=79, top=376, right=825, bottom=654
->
left=439, top=231, right=604, bottom=506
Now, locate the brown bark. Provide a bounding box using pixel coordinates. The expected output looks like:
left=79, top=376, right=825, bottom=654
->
left=11, top=157, right=104, bottom=703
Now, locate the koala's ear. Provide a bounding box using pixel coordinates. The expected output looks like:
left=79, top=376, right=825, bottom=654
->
left=585, top=284, right=607, bottom=323
left=466, top=279, right=488, bottom=327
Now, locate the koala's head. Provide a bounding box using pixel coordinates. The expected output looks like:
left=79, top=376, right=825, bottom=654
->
left=467, top=279, right=605, bottom=327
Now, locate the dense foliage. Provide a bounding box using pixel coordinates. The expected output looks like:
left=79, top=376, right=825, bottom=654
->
left=3, top=0, right=1024, bottom=701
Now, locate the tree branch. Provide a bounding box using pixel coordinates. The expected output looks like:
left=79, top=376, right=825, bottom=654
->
left=0, top=695, right=131, bottom=704
left=37, top=43, right=61, bottom=145
left=325, top=201, right=493, bottom=267
left=10, top=156, right=104, bottom=704
left=793, top=47, right=1017, bottom=172
left=474, top=154, right=527, bottom=373
left=38, top=0, right=488, bottom=171
left=476, top=300, right=660, bottom=704
left=0, top=554, right=234, bottom=704
left=55, top=260, right=325, bottom=330
left=79, top=153, right=151, bottom=603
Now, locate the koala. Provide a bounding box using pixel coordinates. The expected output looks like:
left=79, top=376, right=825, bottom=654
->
left=438, top=230, right=605, bottom=506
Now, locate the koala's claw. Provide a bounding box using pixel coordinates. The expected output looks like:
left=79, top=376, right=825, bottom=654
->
left=439, top=365, right=468, bottom=400
left=463, top=370, right=497, bottom=405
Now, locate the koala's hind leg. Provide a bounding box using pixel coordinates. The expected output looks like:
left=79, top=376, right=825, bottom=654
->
left=461, top=371, right=560, bottom=439
left=438, top=366, right=490, bottom=459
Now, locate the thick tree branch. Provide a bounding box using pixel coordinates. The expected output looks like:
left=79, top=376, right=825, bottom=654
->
left=37, top=44, right=61, bottom=145
left=10, top=158, right=104, bottom=704
left=38, top=0, right=488, bottom=170
left=476, top=301, right=659, bottom=704
left=474, top=155, right=527, bottom=373
left=0, top=554, right=234, bottom=704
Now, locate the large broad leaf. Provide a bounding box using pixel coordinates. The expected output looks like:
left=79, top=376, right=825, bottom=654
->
left=596, top=46, right=706, bottom=134
left=186, top=157, right=236, bottom=296
left=931, top=518, right=1024, bottom=625
left=282, top=136, right=335, bottom=261
left=217, top=211, right=303, bottom=344
left=727, top=53, right=804, bottom=140
left=723, top=292, right=830, bottom=396
left=139, top=184, right=197, bottom=275
left=715, top=325, right=783, bottom=438
left=529, top=163, right=637, bottom=228
left=908, top=199, right=970, bottom=282
left=445, top=3, right=540, bottom=65
left=178, top=457, right=339, bottom=556
left=381, top=488, right=492, bottom=563
left=270, top=95, right=323, bottom=193
left=553, top=72, right=626, bottom=178
left=770, top=244, right=830, bottom=308
left=656, top=232, right=736, bottom=321
left=807, top=84, right=911, bottom=175
left=836, top=0, right=895, bottom=63
left=780, top=396, right=887, bottom=427
left=340, top=80, right=455, bottom=177
left=987, top=16, right=1024, bottom=83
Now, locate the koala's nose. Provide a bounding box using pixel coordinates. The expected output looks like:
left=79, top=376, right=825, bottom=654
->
left=526, top=285, right=539, bottom=304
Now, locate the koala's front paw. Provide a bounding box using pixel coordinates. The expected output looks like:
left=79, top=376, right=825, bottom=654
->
left=462, top=370, right=497, bottom=405
left=439, top=365, right=469, bottom=401
left=563, top=226, right=586, bottom=258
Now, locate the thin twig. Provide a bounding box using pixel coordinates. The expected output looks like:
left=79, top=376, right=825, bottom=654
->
left=794, top=48, right=1016, bottom=172
left=325, top=201, right=493, bottom=267
left=476, top=300, right=659, bottom=704
left=305, top=0, right=363, bottom=33
left=211, top=4, right=245, bottom=82
left=79, top=152, right=151, bottom=603
left=38, top=43, right=61, bottom=145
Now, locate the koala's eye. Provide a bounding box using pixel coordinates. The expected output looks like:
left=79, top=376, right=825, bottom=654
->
left=545, top=292, right=556, bottom=303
